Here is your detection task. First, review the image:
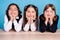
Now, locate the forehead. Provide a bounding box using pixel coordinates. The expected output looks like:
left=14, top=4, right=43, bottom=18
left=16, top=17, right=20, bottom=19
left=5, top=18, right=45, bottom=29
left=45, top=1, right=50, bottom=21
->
left=46, top=7, right=53, bottom=11
left=27, top=6, right=35, bottom=11
left=10, top=5, right=17, bottom=8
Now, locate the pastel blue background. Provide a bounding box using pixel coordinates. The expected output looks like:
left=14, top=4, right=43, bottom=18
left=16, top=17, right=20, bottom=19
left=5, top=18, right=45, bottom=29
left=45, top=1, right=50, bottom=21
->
left=0, top=0, right=60, bottom=30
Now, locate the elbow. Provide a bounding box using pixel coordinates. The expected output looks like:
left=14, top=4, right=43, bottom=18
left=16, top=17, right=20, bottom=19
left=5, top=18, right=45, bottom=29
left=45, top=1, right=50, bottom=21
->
left=50, top=30, right=57, bottom=33
left=15, top=30, right=20, bottom=32
left=15, top=27, right=21, bottom=32
left=4, top=24, right=11, bottom=32
left=23, top=28, right=29, bottom=32
left=4, top=26, right=10, bottom=32
left=4, top=28, right=10, bottom=32
left=31, top=29, right=36, bottom=32
left=15, top=29, right=21, bottom=32
left=31, top=28, right=36, bottom=32
left=50, top=28, right=57, bottom=33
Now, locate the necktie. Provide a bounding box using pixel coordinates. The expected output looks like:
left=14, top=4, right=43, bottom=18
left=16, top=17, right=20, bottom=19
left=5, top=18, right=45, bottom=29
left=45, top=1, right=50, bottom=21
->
left=29, top=24, right=31, bottom=31
left=12, top=23, right=15, bottom=30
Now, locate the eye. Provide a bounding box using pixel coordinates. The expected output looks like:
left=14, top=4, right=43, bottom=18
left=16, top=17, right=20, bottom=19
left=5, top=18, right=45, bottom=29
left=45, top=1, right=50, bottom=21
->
left=32, top=11, right=35, bottom=13
left=14, top=9, right=17, bottom=11
left=9, top=8, right=12, bottom=11
left=50, top=11, right=53, bottom=13
left=46, top=10, right=49, bottom=12
left=27, top=11, right=30, bottom=13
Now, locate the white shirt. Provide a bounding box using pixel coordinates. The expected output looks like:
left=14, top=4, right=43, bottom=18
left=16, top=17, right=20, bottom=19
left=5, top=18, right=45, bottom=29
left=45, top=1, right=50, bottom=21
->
left=4, top=15, right=23, bottom=32
left=23, top=22, right=36, bottom=32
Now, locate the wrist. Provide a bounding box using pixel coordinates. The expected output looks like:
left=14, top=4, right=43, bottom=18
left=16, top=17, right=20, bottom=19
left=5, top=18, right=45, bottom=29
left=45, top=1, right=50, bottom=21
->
left=45, top=21, right=48, bottom=26
left=50, top=20, right=53, bottom=26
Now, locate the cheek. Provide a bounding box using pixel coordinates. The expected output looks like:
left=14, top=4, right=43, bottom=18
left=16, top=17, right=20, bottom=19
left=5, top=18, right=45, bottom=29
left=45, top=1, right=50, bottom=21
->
left=50, top=12, right=53, bottom=15
left=8, top=11, right=12, bottom=16
left=14, top=11, right=18, bottom=15
left=44, top=12, right=48, bottom=16
left=32, top=13, right=36, bottom=17
left=26, top=12, right=28, bottom=18
left=49, top=12, right=54, bottom=16
left=26, top=12, right=30, bottom=16
left=52, top=12, right=55, bottom=17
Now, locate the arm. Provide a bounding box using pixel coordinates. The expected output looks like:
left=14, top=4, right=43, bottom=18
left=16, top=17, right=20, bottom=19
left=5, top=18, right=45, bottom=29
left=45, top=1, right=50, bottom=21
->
left=4, top=15, right=12, bottom=32
left=13, top=17, right=23, bottom=32
left=31, top=22, right=36, bottom=31
left=49, top=16, right=59, bottom=32
left=39, top=15, right=46, bottom=32
left=23, top=23, right=29, bottom=32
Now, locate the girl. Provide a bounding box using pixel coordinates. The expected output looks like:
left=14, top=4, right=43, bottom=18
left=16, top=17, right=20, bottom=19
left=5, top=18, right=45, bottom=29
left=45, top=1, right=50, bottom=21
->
left=39, top=4, right=59, bottom=33
left=4, top=3, right=23, bottom=32
left=23, top=4, right=38, bottom=32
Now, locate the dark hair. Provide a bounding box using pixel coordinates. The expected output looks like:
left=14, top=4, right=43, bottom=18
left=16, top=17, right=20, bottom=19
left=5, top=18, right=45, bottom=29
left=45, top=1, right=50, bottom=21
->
left=43, top=4, right=57, bottom=21
left=23, top=4, right=38, bottom=30
left=6, top=3, right=22, bottom=21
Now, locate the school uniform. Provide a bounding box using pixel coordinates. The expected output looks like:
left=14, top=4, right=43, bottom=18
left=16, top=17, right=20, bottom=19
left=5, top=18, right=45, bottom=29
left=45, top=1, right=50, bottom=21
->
left=23, top=21, right=36, bottom=32
left=4, top=15, right=23, bottom=32
left=39, top=14, right=59, bottom=33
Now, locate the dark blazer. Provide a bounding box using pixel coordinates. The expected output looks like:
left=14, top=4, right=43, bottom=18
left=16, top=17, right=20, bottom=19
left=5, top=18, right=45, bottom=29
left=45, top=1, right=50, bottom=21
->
left=39, top=14, right=59, bottom=33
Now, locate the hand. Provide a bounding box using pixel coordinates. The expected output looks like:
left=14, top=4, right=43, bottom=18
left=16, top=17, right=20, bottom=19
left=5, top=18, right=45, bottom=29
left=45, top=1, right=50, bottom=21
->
left=50, top=16, right=53, bottom=26
left=45, top=19, right=48, bottom=26
left=28, top=18, right=33, bottom=24
left=27, top=15, right=35, bottom=24
left=27, top=16, right=34, bottom=24
left=10, top=16, right=14, bottom=21
left=30, top=19, right=33, bottom=24
left=10, top=14, right=16, bottom=21
left=44, top=14, right=49, bottom=25
left=30, top=15, right=35, bottom=23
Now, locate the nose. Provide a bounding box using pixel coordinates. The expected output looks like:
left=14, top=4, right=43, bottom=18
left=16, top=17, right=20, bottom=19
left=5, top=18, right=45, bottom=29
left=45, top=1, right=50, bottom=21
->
left=11, top=10, right=15, bottom=13
left=30, top=13, right=33, bottom=16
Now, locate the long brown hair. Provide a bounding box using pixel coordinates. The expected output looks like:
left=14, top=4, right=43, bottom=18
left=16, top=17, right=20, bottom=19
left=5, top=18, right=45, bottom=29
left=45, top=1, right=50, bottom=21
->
left=43, top=4, right=57, bottom=21
left=23, top=4, right=38, bottom=30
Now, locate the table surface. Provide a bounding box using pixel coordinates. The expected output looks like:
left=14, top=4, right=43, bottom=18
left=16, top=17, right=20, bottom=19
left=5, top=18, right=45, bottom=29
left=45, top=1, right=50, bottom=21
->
left=0, top=29, right=60, bottom=40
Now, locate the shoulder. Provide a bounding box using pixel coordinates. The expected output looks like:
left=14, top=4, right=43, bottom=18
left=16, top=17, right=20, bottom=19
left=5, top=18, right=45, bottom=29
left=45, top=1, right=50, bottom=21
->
left=56, top=15, right=59, bottom=21
left=4, top=15, right=8, bottom=19
left=19, top=15, right=22, bottom=18
left=39, top=14, right=44, bottom=17
left=39, top=14, right=44, bottom=18
left=18, top=15, right=22, bottom=20
left=4, top=15, right=9, bottom=22
left=19, top=15, right=23, bottom=21
left=39, top=14, right=44, bottom=19
left=56, top=15, right=59, bottom=19
left=54, top=15, right=59, bottom=21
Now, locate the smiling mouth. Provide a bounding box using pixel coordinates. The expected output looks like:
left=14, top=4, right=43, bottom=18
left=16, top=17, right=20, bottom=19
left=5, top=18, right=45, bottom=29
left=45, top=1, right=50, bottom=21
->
left=47, top=15, right=50, bottom=16
left=28, top=15, right=33, bottom=17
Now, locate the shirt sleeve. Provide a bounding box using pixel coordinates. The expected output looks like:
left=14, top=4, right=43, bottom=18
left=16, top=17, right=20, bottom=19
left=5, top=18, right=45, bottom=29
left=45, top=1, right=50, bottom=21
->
left=13, top=17, right=23, bottom=32
left=49, top=15, right=59, bottom=32
left=39, top=15, right=46, bottom=32
left=4, top=15, right=12, bottom=32
left=23, top=23, right=29, bottom=32
left=31, top=22, right=36, bottom=31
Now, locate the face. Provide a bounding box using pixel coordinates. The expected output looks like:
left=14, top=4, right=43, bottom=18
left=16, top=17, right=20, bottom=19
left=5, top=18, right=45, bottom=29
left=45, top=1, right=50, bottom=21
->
left=26, top=6, right=36, bottom=20
left=8, top=5, right=18, bottom=17
left=44, top=7, right=55, bottom=18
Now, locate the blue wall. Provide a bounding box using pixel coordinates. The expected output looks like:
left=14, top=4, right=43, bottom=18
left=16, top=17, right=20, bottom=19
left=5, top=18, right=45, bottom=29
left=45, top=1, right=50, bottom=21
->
left=0, top=0, right=60, bottom=29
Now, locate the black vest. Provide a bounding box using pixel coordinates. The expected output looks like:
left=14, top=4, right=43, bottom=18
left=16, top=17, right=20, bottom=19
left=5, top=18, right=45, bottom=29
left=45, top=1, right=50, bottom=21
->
left=6, top=15, right=22, bottom=30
